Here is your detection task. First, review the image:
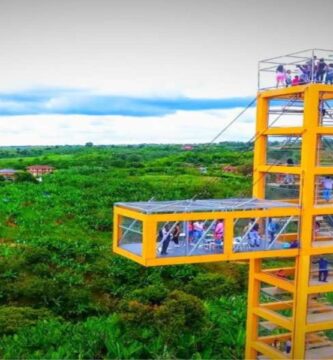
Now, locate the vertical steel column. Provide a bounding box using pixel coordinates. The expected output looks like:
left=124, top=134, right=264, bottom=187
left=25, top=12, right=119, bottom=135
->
left=245, top=258, right=261, bottom=359
left=253, top=94, right=268, bottom=199
left=292, top=86, right=320, bottom=359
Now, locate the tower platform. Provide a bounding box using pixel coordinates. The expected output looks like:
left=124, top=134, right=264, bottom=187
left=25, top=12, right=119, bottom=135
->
left=113, top=197, right=300, bottom=266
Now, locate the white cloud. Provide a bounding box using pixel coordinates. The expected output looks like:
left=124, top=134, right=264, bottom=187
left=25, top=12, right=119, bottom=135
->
left=0, top=108, right=255, bottom=146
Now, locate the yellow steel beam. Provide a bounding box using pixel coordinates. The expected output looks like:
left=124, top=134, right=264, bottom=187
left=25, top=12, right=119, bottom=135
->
left=258, top=165, right=302, bottom=175
left=223, top=217, right=234, bottom=257
left=253, top=306, right=293, bottom=331
left=260, top=84, right=307, bottom=99
left=142, top=218, right=157, bottom=263
left=292, top=85, right=321, bottom=360
left=307, top=283, right=333, bottom=294
left=306, top=320, right=333, bottom=333
left=113, top=206, right=147, bottom=221
left=258, top=333, right=292, bottom=343
left=264, top=127, right=304, bottom=136
left=314, top=167, right=333, bottom=175
left=260, top=300, right=294, bottom=311
left=253, top=94, right=268, bottom=199
left=252, top=340, right=290, bottom=359
left=245, top=259, right=261, bottom=359
left=312, top=207, right=333, bottom=216
left=255, top=272, right=294, bottom=293
left=260, top=83, right=333, bottom=99
left=316, top=127, right=333, bottom=135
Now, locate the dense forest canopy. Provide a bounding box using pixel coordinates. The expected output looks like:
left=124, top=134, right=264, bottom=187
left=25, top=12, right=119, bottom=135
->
left=0, top=143, right=253, bottom=359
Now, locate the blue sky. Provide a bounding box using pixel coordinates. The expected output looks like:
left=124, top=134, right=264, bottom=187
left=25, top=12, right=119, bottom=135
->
left=0, top=0, right=332, bottom=145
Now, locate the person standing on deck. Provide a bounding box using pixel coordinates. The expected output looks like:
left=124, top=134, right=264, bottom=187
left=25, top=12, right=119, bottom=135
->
left=214, top=219, right=224, bottom=248
left=267, top=218, right=279, bottom=244
left=172, top=222, right=180, bottom=248
left=312, top=257, right=332, bottom=282
left=193, top=220, right=204, bottom=244
left=160, top=224, right=172, bottom=255
left=276, top=65, right=286, bottom=88
left=248, top=223, right=261, bottom=248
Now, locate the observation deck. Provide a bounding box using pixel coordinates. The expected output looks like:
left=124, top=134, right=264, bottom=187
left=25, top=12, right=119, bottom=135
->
left=258, top=48, right=333, bottom=90
left=112, top=51, right=333, bottom=359
left=113, top=198, right=300, bottom=266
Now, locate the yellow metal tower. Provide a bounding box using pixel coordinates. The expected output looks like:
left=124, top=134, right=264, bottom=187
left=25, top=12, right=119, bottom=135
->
left=113, top=50, right=333, bottom=359
left=247, top=84, right=333, bottom=359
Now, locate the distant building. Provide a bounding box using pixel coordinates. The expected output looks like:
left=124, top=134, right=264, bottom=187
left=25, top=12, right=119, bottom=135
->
left=0, top=169, right=17, bottom=180
left=182, top=145, right=193, bottom=151
left=27, top=165, right=54, bottom=177
left=222, top=165, right=238, bottom=174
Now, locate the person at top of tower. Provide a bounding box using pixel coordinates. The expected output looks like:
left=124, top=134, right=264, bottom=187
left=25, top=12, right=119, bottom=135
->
left=316, top=58, right=327, bottom=83
left=292, top=75, right=300, bottom=86
left=285, top=70, right=292, bottom=87
left=296, top=64, right=310, bottom=84
left=306, top=55, right=317, bottom=68
left=276, top=65, right=286, bottom=88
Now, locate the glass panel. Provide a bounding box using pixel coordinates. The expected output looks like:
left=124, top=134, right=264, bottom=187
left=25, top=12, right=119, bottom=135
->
left=310, top=254, right=333, bottom=286
left=261, top=258, right=296, bottom=282
left=318, top=136, right=333, bottom=166
left=156, top=219, right=224, bottom=257
left=313, top=215, right=333, bottom=247
left=320, top=98, right=333, bottom=127
left=233, top=217, right=299, bottom=253
left=307, top=293, right=333, bottom=324
left=315, top=176, right=333, bottom=206
left=265, top=173, right=300, bottom=201
left=258, top=316, right=292, bottom=356
left=118, top=216, right=143, bottom=256
left=268, top=97, right=304, bottom=128
left=306, top=330, right=333, bottom=359
left=267, top=136, right=301, bottom=166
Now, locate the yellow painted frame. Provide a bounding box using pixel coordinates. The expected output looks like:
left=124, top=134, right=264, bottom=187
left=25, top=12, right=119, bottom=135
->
left=112, top=83, right=333, bottom=359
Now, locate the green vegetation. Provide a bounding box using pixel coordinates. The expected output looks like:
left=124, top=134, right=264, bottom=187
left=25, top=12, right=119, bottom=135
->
left=0, top=144, right=252, bottom=359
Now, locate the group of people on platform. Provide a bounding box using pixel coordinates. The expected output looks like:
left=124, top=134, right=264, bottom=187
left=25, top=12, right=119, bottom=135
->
left=158, top=218, right=299, bottom=256
left=159, top=220, right=224, bottom=256
left=276, top=56, right=333, bottom=88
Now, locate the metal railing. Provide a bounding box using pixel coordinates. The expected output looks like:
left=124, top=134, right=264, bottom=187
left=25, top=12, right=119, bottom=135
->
left=258, top=49, right=333, bottom=90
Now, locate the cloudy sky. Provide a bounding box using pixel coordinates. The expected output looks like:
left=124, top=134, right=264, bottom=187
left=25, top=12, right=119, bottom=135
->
left=0, top=0, right=332, bottom=145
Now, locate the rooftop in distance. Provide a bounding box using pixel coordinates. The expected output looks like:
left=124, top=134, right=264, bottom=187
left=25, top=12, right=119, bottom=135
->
left=116, top=198, right=298, bottom=214
left=258, top=48, right=333, bottom=90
